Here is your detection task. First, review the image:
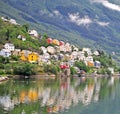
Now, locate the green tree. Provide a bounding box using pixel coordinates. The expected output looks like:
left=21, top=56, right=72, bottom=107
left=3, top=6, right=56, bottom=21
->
left=6, top=29, right=10, bottom=41
left=70, top=67, right=77, bottom=75
left=44, top=64, right=60, bottom=75
left=22, top=24, right=29, bottom=32
left=75, top=61, right=90, bottom=72
left=14, top=63, right=36, bottom=76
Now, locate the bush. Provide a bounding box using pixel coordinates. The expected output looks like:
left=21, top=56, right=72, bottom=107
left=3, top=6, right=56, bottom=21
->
left=0, top=70, right=5, bottom=75
left=75, top=61, right=90, bottom=72
left=70, top=67, right=77, bottom=75
left=44, top=64, right=60, bottom=75
left=0, top=63, right=4, bottom=69
left=13, top=63, right=36, bottom=76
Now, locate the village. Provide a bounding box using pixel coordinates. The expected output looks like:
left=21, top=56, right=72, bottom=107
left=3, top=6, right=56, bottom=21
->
left=0, top=16, right=116, bottom=80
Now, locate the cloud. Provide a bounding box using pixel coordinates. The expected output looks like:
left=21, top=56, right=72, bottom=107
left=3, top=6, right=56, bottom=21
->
left=53, top=10, right=63, bottom=18
left=95, top=20, right=109, bottom=26
left=68, top=12, right=109, bottom=27
left=68, top=12, right=92, bottom=26
left=90, top=0, right=120, bottom=12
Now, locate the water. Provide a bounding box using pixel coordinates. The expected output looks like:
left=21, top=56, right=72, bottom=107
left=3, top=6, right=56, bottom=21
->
left=0, top=76, right=120, bottom=114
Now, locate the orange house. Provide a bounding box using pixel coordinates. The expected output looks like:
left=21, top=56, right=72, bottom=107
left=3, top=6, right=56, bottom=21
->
left=87, top=61, right=94, bottom=67
left=52, top=39, right=60, bottom=45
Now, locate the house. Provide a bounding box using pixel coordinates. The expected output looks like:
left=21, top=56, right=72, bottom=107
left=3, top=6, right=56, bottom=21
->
left=86, top=56, right=93, bottom=62
left=0, top=49, right=11, bottom=57
left=59, top=45, right=66, bottom=52
left=51, top=54, right=58, bottom=61
left=58, top=53, right=64, bottom=60
left=20, top=51, right=28, bottom=61
left=43, top=53, right=50, bottom=60
left=93, top=51, right=100, bottom=56
left=52, top=39, right=60, bottom=45
left=87, top=61, right=94, bottom=67
left=12, top=49, right=21, bottom=56
left=9, top=19, right=17, bottom=25
left=28, top=30, right=39, bottom=37
left=41, top=46, right=47, bottom=54
left=63, top=54, right=70, bottom=61
left=20, top=50, right=39, bottom=63
left=59, top=41, right=65, bottom=46
left=70, top=51, right=78, bottom=60
left=47, top=46, right=56, bottom=54
left=47, top=38, right=53, bottom=44
left=94, top=61, right=101, bottom=68
left=1, top=17, right=9, bottom=22
left=72, top=45, right=79, bottom=51
left=65, top=43, right=72, bottom=52
left=54, top=46, right=60, bottom=53
left=4, top=43, right=15, bottom=51
left=60, top=62, right=69, bottom=69
left=17, top=35, right=26, bottom=41
left=108, top=67, right=114, bottom=74
left=82, top=48, right=92, bottom=56
left=68, top=60, right=75, bottom=67
left=28, top=52, right=39, bottom=63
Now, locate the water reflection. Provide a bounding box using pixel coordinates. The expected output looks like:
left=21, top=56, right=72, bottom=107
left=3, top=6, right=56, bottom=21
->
left=0, top=76, right=119, bottom=114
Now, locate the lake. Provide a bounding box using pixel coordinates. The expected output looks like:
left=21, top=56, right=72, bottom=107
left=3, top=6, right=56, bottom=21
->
left=0, top=76, right=120, bottom=114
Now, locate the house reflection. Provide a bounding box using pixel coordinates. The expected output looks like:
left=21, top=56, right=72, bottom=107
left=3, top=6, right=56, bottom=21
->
left=0, top=76, right=119, bottom=113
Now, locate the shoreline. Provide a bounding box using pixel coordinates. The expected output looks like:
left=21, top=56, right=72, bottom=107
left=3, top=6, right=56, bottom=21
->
left=0, top=73, right=120, bottom=83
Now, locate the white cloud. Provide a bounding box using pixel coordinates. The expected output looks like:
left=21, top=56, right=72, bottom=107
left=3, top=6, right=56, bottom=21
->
left=53, top=10, right=63, bottom=18
left=90, top=0, right=120, bottom=12
left=68, top=12, right=109, bottom=27
left=68, top=12, right=92, bottom=26
left=96, top=21, right=109, bottom=26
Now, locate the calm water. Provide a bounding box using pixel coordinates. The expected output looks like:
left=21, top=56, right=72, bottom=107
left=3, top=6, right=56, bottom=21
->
left=0, top=76, right=120, bottom=114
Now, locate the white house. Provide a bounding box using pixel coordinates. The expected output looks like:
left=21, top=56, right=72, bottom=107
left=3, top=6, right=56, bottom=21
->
left=9, top=19, right=17, bottom=25
left=28, top=30, right=39, bottom=37
left=4, top=43, right=15, bottom=51
left=70, top=51, right=78, bottom=60
left=17, top=35, right=26, bottom=41
left=93, top=51, right=100, bottom=56
left=41, top=46, right=47, bottom=54
left=0, top=49, right=11, bottom=57
left=86, top=56, right=93, bottom=62
left=47, top=46, right=56, bottom=54
left=108, top=67, right=114, bottom=74
left=65, top=43, right=72, bottom=52
left=82, top=48, right=92, bottom=56
left=43, top=53, right=50, bottom=60
left=59, top=45, right=66, bottom=52
left=1, top=17, right=8, bottom=22
left=94, top=61, right=101, bottom=68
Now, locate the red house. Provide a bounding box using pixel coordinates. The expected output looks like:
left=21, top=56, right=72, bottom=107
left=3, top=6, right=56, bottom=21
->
left=47, top=38, right=53, bottom=44
left=59, top=41, right=65, bottom=46
left=60, top=63, right=69, bottom=69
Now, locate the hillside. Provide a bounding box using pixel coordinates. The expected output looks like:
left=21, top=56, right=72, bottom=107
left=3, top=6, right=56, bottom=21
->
left=0, top=0, right=120, bottom=61
left=0, top=18, right=42, bottom=52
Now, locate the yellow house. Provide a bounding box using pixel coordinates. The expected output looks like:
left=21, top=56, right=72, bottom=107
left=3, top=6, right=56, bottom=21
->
left=20, top=52, right=27, bottom=61
left=20, top=50, right=39, bottom=63
left=28, top=52, right=39, bottom=63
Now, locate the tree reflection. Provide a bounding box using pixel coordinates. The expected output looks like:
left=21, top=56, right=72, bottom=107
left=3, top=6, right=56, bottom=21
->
left=0, top=76, right=119, bottom=114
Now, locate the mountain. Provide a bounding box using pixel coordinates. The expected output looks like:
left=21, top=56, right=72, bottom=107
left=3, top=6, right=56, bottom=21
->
left=0, top=0, right=120, bottom=61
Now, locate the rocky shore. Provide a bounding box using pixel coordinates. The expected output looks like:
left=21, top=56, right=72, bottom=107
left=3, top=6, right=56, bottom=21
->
left=0, top=76, right=9, bottom=82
